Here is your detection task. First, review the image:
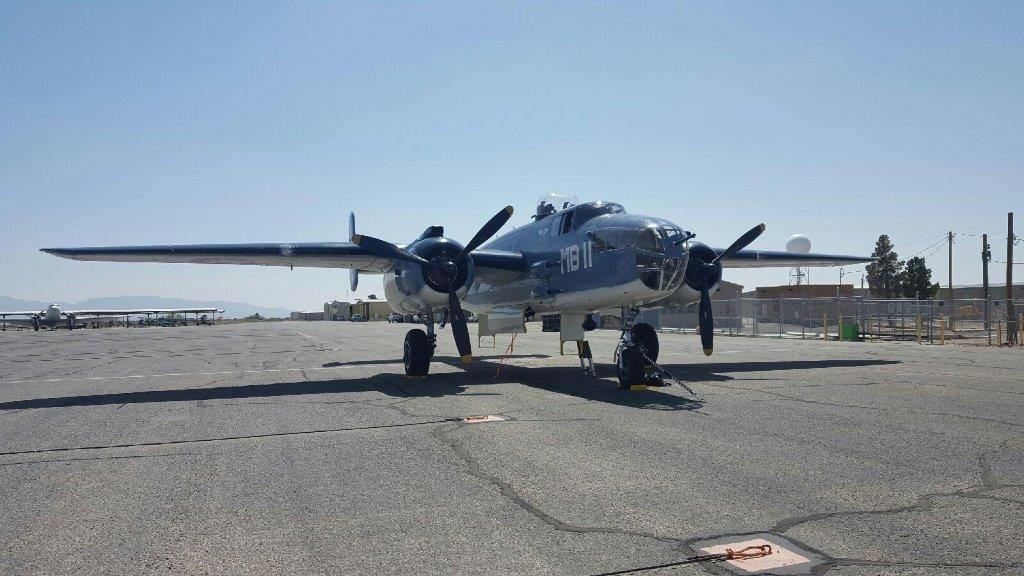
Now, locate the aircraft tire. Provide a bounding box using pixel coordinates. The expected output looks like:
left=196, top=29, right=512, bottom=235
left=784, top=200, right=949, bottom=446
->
left=631, top=323, right=659, bottom=363
left=404, top=329, right=431, bottom=377
left=617, top=346, right=645, bottom=388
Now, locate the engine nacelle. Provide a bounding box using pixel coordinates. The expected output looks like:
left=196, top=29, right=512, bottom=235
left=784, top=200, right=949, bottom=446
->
left=382, top=236, right=475, bottom=315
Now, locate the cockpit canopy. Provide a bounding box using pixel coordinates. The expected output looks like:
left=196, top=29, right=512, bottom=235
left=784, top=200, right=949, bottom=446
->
left=534, top=193, right=579, bottom=220
left=568, top=201, right=625, bottom=228
left=554, top=201, right=626, bottom=233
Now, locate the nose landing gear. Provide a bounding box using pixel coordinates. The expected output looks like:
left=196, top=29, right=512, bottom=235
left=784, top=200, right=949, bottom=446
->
left=615, top=307, right=663, bottom=389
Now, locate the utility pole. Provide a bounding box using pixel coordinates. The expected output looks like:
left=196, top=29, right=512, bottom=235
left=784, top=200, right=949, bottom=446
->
left=983, top=234, right=991, bottom=301
left=947, top=231, right=954, bottom=303
left=1008, top=212, right=1016, bottom=345
left=983, top=234, right=991, bottom=344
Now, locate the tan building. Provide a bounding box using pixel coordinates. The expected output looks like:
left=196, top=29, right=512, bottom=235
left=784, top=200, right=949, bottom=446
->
left=324, top=300, right=350, bottom=321
left=350, top=298, right=392, bottom=321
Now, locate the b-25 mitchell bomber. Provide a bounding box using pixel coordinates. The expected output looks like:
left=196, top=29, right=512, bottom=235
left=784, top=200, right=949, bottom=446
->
left=43, top=196, right=872, bottom=387
left=0, top=304, right=222, bottom=331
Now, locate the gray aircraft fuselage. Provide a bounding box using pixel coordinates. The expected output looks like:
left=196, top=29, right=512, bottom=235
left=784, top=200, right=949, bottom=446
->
left=384, top=201, right=697, bottom=316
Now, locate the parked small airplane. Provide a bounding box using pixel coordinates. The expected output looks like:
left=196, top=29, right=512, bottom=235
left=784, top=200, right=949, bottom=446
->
left=0, top=304, right=222, bottom=331
left=43, top=196, right=872, bottom=386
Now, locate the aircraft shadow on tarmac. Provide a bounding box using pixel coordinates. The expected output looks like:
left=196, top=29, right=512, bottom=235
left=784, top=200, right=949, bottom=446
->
left=657, top=359, right=901, bottom=382
left=320, top=354, right=551, bottom=368
left=0, top=358, right=898, bottom=414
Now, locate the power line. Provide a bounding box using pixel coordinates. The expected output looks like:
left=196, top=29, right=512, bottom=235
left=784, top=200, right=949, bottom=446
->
left=903, top=237, right=947, bottom=259
left=892, top=233, right=946, bottom=249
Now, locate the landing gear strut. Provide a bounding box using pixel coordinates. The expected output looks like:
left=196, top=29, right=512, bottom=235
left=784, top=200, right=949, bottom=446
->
left=403, top=316, right=437, bottom=377
left=616, top=306, right=663, bottom=389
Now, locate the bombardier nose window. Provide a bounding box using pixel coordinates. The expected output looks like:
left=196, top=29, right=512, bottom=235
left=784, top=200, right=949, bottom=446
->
left=638, top=227, right=663, bottom=252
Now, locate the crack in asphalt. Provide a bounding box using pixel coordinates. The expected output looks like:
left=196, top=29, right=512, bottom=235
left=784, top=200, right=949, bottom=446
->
left=0, top=418, right=460, bottom=457
left=711, top=382, right=1024, bottom=430
left=0, top=452, right=198, bottom=467
left=437, top=416, right=1024, bottom=575
left=431, top=421, right=704, bottom=565
left=727, top=437, right=1023, bottom=573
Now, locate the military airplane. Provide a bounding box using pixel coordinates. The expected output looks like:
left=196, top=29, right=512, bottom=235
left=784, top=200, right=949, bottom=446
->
left=0, top=304, right=222, bottom=331
left=43, top=196, right=872, bottom=386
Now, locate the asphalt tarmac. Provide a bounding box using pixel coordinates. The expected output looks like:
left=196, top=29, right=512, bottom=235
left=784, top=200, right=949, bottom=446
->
left=1, top=321, right=1022, bottom=575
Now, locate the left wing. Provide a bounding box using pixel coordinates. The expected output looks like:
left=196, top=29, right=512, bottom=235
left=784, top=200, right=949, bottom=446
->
left=0, top=311, right=42, bottom=317
left=42, top=243, right=528, bottom=284
left=42, top=242, right=392, bottom=272
left=718, top=249, right=874, bottom=268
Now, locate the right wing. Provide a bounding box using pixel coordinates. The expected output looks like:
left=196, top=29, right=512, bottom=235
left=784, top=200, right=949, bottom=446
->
left=41, top=243, right=392, bottom=272
left=718, top=250, right=874, bottom=268
left=0, top=311, right=41, bottom=317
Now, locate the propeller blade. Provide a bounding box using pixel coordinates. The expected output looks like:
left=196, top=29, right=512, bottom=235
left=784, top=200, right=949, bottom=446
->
left=456, top=205, right=514, bottom=261
left=351, top=234, right=429, bottom=266
left=714, top=223, right=766, bottom=263
left=448, top=292, right=473, bottom=363
left=698, top=287, right=714, bottom=356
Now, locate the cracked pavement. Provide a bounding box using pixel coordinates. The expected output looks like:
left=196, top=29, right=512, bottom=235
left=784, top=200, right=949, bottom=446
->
left=1, top=321, right=1022, bottom=575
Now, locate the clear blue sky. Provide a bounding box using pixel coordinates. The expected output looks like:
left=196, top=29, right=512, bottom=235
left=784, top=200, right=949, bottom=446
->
left=2, top=1, right=1021, bottom=310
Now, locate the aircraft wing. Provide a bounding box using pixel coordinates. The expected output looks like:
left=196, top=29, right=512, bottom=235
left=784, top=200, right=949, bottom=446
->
left=0, top=317, right=38, bottom=326
left=718, top=250, right=874, bottom=268
left=41, top=243, right=392, bottom=272
left=0, top=311, right=42, bottom=317
left=42, top=243, right=527, bottom=280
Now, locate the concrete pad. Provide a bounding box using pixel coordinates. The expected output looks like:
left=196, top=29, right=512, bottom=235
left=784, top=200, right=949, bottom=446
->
left=693, top=533, right=823, bottom=574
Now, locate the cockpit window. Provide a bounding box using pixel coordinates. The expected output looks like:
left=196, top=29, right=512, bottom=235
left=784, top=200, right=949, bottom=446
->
left=589, top=227, right=639, bottom=252
left=569, top=202, right=625, bottom=230
left=558, top=210, right=575, bottom=234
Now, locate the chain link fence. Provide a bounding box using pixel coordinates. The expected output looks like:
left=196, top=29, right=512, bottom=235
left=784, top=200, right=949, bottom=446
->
left=662, top=298, right=1024, bottom=346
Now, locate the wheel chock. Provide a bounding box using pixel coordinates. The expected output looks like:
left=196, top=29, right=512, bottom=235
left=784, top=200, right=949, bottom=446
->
left=630, top=384, right=647, bottom=391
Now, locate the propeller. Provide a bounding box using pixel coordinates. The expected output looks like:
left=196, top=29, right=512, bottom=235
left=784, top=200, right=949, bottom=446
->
left=350, top=234, right=428, bottom=266
left=351, top=205, right=514, bottom=363
left=687, top=223, right=765, bottom=356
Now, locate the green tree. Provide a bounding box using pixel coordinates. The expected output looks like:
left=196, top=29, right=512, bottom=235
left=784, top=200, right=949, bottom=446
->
left=901, top=257, right=939, bottom=299
left=243, top=313, right=264, bottom=321
left=865, top=235, right=905, bottom=298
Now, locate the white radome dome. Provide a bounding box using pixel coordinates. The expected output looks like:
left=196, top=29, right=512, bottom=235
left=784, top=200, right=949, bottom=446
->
left=786, top=234, right=812, bottom=254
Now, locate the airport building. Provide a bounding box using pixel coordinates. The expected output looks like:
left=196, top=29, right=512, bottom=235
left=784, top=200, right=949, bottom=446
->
left=320, top=298, right=392, bottom=321
left=324, top=300, right=348, bottom=321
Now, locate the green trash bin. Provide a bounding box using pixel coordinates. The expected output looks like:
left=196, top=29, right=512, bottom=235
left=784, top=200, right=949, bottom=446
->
left=840, top=323, right=860, bottom=341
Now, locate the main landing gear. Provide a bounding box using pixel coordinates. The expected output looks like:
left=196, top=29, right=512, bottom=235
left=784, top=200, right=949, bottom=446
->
left=403, top=318, right=437, bottom=377
left=616, top=306, right=663, bottom=389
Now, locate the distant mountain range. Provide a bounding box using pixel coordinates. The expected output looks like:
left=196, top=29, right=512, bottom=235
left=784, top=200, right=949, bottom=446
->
left=0, top=295, right=291, bottom=319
